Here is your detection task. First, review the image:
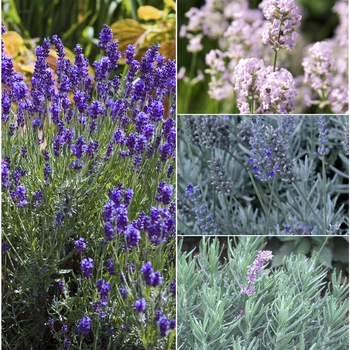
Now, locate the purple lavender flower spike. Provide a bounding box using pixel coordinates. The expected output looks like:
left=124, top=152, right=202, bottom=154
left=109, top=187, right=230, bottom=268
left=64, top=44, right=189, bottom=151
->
left=77, top=316, right=91, bottom=337
left=59, top=280, right=66, bottom=291
left=134, top=298, right=147, bottom=312
left=317, top=115, right=329, bottom=156
left=107, top=259, right=116, bottom=276
left=155, top=181, right=173, bottom=206
left=158, top=317, right=168, bottom=337
left=98, top=24, right=113, bottom=50
left=120, top=285, right=127, bottom=300
left=81, top=257, right=93, bottom=278
left=125, top=225, right=141, bottom=248
left=75, top=237, right=87, bottom=253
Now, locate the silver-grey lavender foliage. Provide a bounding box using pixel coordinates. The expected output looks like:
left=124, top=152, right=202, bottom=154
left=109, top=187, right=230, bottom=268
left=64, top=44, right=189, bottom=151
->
left=178, top=237, right=349, bottom=350
left=178, top=115, right=348, bottom=236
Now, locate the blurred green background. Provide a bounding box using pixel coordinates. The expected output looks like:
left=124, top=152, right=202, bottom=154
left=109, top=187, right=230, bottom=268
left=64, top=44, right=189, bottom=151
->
left=177, top=0, right=342, bottom=114
left=2, top=0, right=174, bottom=64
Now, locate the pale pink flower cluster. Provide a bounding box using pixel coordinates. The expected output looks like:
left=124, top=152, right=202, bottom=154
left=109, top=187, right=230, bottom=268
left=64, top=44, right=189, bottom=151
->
left=302, top=40, right=348, bottom=113
left=233, top=58, right=296, bottom=114
left=260, top=0, right=301, bottom=51
left=241, top=250, right=274, bottom=296
left=332, top=1, right=348, bottom=47
left=302, top=42, right=335, bottom=91
left=182, top=0, right=267, bottom=101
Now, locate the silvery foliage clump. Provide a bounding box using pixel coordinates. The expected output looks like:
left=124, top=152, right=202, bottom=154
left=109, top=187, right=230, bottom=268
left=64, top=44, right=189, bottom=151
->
left=178, top=115, right=349, bottom=235
left=177, top=236, right=349, bottom=350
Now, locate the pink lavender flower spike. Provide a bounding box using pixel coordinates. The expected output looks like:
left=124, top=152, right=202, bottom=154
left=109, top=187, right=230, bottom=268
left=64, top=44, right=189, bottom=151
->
left=261, top=0, right=301, bottom=52
left=241, top=250, right=274, bottom=297
left=233, top=58, right=296, bottom=114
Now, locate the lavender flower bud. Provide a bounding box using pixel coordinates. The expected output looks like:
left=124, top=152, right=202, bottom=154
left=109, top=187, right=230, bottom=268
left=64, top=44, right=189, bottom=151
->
left=185, top=183, right=217, bottom=235
left=208, top=157, right=233, bottom=194
left=317, top=115, right=329, bottom=156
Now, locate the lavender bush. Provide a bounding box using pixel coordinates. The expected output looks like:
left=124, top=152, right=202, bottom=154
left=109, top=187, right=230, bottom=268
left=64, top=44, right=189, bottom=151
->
left=178, top=0, right=348, bottom=114
left=178, top=115, right=349, bottom=235
left=2, top=23, right=176, bottom=349
left=178, top=236, right=349, bottom=349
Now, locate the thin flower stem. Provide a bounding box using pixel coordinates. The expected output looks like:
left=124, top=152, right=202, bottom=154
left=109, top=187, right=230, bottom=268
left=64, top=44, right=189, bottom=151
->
left=273, top=50, right=278, bottom=73
left=322, top=155, right=327, bottom=233
left=247, top=170, right=268, bottom=217
left=291, top=182, right=325, bottom=229
left=180, top=115, right=206, bottom=202
left=223, top=194, right=238, bottom=233
left=183, top=52, right=197, bottom=113
left=268, top=182, right=298, bottom=235
left=213, top=149, right=216, bottom=221
left=314, top=237, right=329, bottom=260
left=265, top=177, right=276, bottom=235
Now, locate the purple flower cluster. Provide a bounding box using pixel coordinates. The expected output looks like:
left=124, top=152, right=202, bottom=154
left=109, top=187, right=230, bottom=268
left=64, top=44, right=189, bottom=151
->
left=77, top=316, right=91, bottom=337
left=141, top=262, right=163, bottom=287
left=103, top=185, right=134, bottom=241
left=241, top=250, right=274, bottom=296
left=285, top=218, right=311, bottom=235
left=125, top=225, right=141, bottom=249
left=81, top=257, right=93, bottom=278
left=107, top=259, right=116, bottom=276
left=155, top=181, right=173, bottom=206
left=59, top=280, right=66, bottom=291
left=75, top=237, right=87, bottom=254
left=134, top=298, right=147, bottom=312
left=96, top=279, right=111, bottom=299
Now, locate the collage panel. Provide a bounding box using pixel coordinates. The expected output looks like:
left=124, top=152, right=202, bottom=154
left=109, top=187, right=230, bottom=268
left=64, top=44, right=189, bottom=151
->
left=177, top=0, right=348, bottom=115
left=177, top=236, right=349, bottom=349
left=2, top=1, right=176, bottom=349
left=1, top=0, right=350, bottom=349
left=178, top=115, right=349, bottom=236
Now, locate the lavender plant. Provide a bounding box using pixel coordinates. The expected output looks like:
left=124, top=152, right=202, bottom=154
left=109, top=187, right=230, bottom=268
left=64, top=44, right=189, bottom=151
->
left=178, top=0, right=348, bottom=114
left=178, top=115, right=349, bottom=235
left=2, top=23, right=176, bottom=349
left=178, top=236, right=349, bottom=350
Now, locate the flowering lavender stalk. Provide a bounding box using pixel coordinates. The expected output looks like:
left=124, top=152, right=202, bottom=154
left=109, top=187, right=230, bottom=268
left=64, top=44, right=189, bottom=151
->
left=241, top=250, right=274, bottom=296
left=232, top=58, right=296, bottom=114
left=185, top=183, right=217, bottom=235
left=342, top=123, right=349, bottom=155
left=261, top=0, right=301, bottom=55
left=247, top=116, right=296, bottom=183
left=208, top=157, right=233, bottom=194
left=81, top=257, right=93, bottom=278
left=318, top=115, right=329, bottom=156
left=318, top=115, right=329, bottom=234
left=77, top=316, right=91, bottom=337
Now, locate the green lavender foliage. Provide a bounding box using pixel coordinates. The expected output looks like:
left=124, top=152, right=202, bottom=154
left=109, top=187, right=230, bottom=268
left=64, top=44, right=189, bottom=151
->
left=178, top=115, right=349, bottom=235
left=177, top=237, right=349, bottom=350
